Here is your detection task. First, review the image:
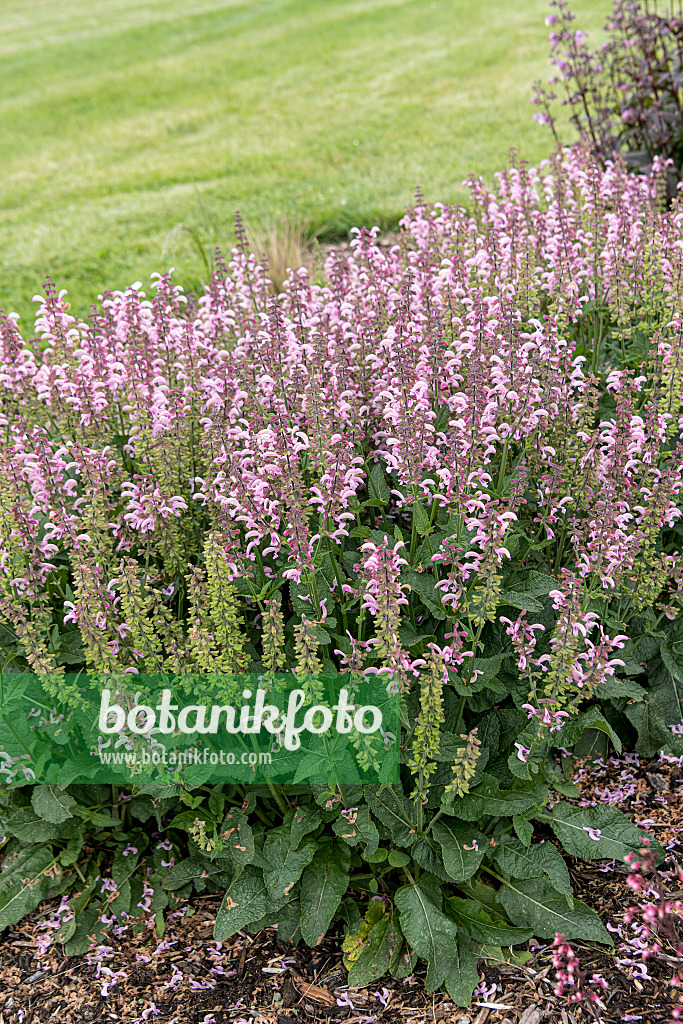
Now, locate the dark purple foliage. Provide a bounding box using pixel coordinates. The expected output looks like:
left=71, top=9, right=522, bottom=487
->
left=533, top=0, right=683, bottom=197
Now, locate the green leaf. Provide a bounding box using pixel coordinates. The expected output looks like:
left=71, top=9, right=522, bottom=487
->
left=54, top=629, right=86, bottom=666
left=411, top=836, right=451, bottom=882
left=60, top=834, right=85, bottom=867
left=512, top=815, right=534, bottom=847
left=299, top=843, right=350, bottom=947
left=494, top=837, right=572, bottom=897
left=332, top=805, right=379, bottom=857
left=400, top=570, right=446, bottom=620
left=31, top=784, right=77, bottom=824
left=519, top=570, right=558, bottom=595
left=64, top=905, right=107, bottom=955
left=368, top=462, right=390, bottom=503
left=398, top=622, right=437, bottom=650
left=288, top=805, right=322, bottom=848
left=573, top=727, right=609, bottom=761
left=497, top=878, right=612, bottom=944
left=347, top=909, right=403, bottom=988
left=448, top=778, right=540, bottom=822
left=162, top=857, right=232, bottom=892
left=558, top=707, right=622, bottom=754
left=498, top=591, right=544, bottom=613
left=660, top=642, right=683, bottom=722
left=388, top=849, right=411, bottom=868
left=0, top=847, right=55, bottom=930
left=220, top=808, right=255, bottom=866
left=391, top=944, right=418, bottom=979
left=263, top=830, right=318, bottom=900
left=624, top=694, right=672, bottom=757
left=214, top=866, right=276, bottom=940
left=600, top=676, right=646, bottom=701
left=447, top=897, right=533, bottom=946
left=444, top=934, right=480, bottom=1007
left=432, top=820, right=485, bottom=881
left=413, top=499, right=432, bottom=537
left=497, top=709, right=527, bottom=751
left=53, top=878, right=98, bottom=944
left=395, top=880, right=459, bottom=993
left=364, top=787, right=418, bottom=847
left=4, top=807, right=79, bottom=843
left=449, top=654, right=510, bottom=696
left=549, top=803, right=663, bottom=863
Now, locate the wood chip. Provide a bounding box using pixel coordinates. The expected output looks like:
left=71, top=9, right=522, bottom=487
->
left=518, top=1007, right=545, bottom=1024
left=291, top=972, right=336, bottom=1006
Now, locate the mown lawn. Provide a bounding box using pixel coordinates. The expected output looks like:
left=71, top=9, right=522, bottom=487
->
left=0, top=0, right=605, bottom=325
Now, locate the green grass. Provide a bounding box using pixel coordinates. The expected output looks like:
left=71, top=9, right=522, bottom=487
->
left=0, top=0, right=607, bottom=326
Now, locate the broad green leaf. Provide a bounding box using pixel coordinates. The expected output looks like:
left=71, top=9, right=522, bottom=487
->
left=0, top=847, right=55, bottom=930
left=53, top=878, right=99, bottom=947
left=448, top=778, right=540, bottom=822
left=364, top=787, right=418, bottom=847
left=395, top=881, right=459, bottom=993
left=109, top=879, right=132, bottom=918
left=411, top=835, right=451, bottom=882
left=391, top=944, right=418, bottom=979
left=388, top=849, right=411, bottom=868
left=162, top=856, right=232, bottom=892
left=477, top=711, right=500, bottom=756
left=434, top=732, right=485, bottom=763
left=64, top=905, right=108, bottom=956
left=549, top=803, right=663, bottom=863
left=494, top=837, right=572, bottom=897
left=4, top=807, right=79, bottom=843
left=497, top=709, right=527, bottom=751
left=368, top=462, right=390, bottom=503
left=288, top=805, right=322, bottom=848
left=220, top=808, right=255, bottom=866
left=447, top=897, right=533, bottom=947
left=60, top=834, right=85, bottom=867
left=445, top=934, right=480, bottom=1007
left=624, top=689, right=673, bottom=757
left=338, top=896, right=362, bottom=934
left=332, top=805, right=379, bottom=856
left=31, top=784, right=77, bottom=824
left=347, top=909, right=403, bottom=987
left=449, top=654, right=511, bottom=696
left=514, top=570, right=558, bottom=596
left=400, top=570, right=446, bottom=620
left=398, top=623, right=437, bottom=650
left=111, top=845, right=140, bottom=887
left=263, top=831, right=317, bottom=900
left=600, top=676, right=646, bottom=702
left=248, top=894, right=300, bottom=934
left=508, top=746, right=532, bottom=782
left=659, top=643, right=683, bottom=722
left=498, top=591, right=544, bottom=613
left=573, top=727, right=609, bottom=760
left=512, top=815, right=534, bottom=847
left=497, top=878, right=612, bottom=944
left=300, top=842, right=350, bottom=947
left=432, top=820, right=485, bottom=881
left=557, top=706, right=622, bottom=754
left=214, top=866, right=275, bottom=940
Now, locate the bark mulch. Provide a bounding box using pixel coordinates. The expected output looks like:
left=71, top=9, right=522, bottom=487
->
left=2, top=749, right=683, bottom=1024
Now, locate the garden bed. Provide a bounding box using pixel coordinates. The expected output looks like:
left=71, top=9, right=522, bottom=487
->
left=2, top=749, right=681, bottom=1024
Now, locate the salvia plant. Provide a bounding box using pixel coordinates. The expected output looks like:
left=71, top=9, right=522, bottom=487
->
left=3, top=145, right=683, bottom=1008
left=533, top=0, right=683, bottom=197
